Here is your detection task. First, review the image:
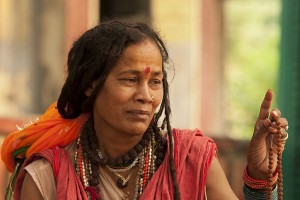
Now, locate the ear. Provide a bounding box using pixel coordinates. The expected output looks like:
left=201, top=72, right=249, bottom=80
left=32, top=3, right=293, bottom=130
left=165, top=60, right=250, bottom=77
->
left=85, top=81, right=97, bottom=97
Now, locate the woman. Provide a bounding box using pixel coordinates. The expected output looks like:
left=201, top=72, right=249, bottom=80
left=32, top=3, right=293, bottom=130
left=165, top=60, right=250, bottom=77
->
left=1, top=21, right=288, bottom=200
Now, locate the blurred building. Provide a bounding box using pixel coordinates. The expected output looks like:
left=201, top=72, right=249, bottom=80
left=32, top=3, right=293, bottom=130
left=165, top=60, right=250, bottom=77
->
left=0, top=0, right=225, bottom=134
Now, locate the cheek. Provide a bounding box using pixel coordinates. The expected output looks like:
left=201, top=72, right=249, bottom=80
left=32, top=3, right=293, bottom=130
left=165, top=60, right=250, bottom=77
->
left=98, top=88, right=132, bottom=111
left=153, top=90, right=163, bottom=108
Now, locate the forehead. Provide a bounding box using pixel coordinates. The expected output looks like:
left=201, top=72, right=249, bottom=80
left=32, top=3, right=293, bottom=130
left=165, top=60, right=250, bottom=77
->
left=124, top=39, right=162, bottom=61
left=112, top=39, right=163, bottom=73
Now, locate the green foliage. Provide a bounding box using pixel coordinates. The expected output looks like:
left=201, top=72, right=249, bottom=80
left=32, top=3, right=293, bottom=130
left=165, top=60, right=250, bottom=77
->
left=224, top=0, right=280, bottom=139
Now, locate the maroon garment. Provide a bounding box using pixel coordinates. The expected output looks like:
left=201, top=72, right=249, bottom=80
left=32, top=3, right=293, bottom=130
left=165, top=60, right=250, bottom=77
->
left=140, top=129, right=216, bottom=200
left=14, top=129, right=216, bottom=200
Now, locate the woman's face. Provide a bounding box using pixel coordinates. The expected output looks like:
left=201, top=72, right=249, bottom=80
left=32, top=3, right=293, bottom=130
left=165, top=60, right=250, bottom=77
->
left=93, top=39, right=163, bottom=137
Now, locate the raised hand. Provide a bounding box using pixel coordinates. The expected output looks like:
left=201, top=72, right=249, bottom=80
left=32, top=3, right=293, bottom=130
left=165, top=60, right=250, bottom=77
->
left=247, top=89, right=288, bottom=180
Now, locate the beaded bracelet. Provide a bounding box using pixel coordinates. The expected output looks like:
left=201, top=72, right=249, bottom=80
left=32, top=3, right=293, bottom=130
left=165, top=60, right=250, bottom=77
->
left=243, top=165, right=278, bottom=189
left=243, top=184, right=278, bottom=200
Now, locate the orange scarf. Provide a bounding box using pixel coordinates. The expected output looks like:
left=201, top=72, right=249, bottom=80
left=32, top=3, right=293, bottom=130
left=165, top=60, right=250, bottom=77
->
left=1, top=102, right=89, bottom=172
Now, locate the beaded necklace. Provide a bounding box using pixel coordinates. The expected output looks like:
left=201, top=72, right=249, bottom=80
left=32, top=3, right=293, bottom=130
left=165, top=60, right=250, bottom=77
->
left=75, top=127, right=160, bottom=199
left=133, top=133, right=156, bottom=199
left=97, top=129, right=152, bottom=167
left=75, top=138, right=99, bottom=200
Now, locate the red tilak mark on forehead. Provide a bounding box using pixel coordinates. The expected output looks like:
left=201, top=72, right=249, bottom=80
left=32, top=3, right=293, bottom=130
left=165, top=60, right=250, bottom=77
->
left=144, top=67, right=151, bottom=75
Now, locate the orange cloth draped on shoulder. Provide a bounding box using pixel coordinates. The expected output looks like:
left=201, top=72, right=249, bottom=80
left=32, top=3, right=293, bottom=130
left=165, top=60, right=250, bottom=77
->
left=1, top=102, right=89, bottom=172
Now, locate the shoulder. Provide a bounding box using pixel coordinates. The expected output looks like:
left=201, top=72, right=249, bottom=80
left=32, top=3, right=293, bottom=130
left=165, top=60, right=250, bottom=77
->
left=172, top=128, right=217, bottom=166
left=172, top=128, right=215, bottom=147
left=17, top=143, right=77, bottom=200
left=170, top=128, right=218, bottom=198
left=24, top=158, right=56, bottom=199
left=24, top=141, right=77, bottom=183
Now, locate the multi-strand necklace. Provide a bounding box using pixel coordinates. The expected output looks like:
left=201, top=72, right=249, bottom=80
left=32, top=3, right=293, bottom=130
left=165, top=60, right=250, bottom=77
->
left=74, top=124, right=165, bottom=200
left=75, top=139, right=99, bottom=200
left=134, top=132, right=157, bottom=198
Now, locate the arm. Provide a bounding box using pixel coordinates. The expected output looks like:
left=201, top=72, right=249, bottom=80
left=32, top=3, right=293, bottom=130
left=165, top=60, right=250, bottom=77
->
left=20, top=173, right=44, bottom=200
left=206, top=157, right=239, bottom=200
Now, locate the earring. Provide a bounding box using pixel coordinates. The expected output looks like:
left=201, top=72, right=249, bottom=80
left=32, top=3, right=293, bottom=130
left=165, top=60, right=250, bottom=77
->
left=151, top=96, right=155, bottom=100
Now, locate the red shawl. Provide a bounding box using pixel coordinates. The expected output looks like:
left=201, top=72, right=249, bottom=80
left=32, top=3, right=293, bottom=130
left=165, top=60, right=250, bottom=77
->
left=14, top=146, right=88, bottom=200
left=14, top=129, right=216, bottom=200
left=140, top=128, right=216, bottom=200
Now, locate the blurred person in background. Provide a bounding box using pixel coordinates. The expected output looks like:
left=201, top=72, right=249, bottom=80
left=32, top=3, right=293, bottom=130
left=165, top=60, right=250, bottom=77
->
left=1, top=21, right=288, bottom=200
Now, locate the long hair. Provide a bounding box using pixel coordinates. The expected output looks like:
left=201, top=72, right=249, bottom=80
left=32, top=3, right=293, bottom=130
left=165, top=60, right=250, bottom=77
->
left=57, top=20, right=180, bottom=199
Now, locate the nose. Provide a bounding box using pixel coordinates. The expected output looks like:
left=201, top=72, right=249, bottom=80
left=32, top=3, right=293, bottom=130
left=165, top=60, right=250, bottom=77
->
left=135, top=83, right=153, bottom=103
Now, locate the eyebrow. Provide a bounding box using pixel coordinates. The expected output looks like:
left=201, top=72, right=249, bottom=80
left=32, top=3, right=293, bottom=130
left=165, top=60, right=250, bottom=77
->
left=116, top=70, right=163, bottom=76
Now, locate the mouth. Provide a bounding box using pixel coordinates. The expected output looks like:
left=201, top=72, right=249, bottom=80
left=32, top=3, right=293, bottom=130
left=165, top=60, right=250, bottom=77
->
left=127, top=110, right=150, bottom=120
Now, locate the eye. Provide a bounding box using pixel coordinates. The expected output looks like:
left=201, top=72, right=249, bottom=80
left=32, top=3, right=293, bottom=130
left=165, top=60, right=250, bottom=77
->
left=123, top=78, right=137, bottom=83
left=149, top=79, right=162, bottom=89
left=119, top=77, right=138, bottom=86
left=152, top=79, right=162, bottom=85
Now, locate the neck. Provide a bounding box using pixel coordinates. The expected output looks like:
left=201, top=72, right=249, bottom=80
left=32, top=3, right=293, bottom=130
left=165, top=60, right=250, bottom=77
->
left=94, top=126, right=144, bottom=158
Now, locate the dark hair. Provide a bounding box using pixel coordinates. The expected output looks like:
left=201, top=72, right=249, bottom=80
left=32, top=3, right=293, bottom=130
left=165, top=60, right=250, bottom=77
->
left=57, top=20, right=180, bottom=199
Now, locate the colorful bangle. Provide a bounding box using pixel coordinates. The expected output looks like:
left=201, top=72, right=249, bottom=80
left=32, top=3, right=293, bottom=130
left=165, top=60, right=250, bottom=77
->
left=243, top=184, right=278, bottom=200
left=243, top=165, right=278, bottom=190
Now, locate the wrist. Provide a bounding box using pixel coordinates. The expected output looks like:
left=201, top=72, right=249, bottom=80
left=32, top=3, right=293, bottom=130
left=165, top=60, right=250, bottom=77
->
left=243, top=165, right=278, bottom=190
left=247, top=165, right=267, bottom=180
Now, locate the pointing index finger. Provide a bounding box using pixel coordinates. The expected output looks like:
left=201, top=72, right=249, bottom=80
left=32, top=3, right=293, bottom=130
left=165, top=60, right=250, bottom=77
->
left=258, top=89, right=273, bottom=120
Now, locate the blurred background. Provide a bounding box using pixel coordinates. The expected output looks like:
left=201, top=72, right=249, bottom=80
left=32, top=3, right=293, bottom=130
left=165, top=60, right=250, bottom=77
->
left=0, top=0, right=299, bottom=199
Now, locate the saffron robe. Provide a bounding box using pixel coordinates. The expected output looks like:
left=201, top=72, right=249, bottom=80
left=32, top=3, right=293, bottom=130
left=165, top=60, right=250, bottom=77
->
left=13, top=129, right=216, bottom=200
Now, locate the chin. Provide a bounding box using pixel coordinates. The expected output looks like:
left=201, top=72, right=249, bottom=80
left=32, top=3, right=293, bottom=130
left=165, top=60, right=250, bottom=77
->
left=127, top=123, right=150, bottom=136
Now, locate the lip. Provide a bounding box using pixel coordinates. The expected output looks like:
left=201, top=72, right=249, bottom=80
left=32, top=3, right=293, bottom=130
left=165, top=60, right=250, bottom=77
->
left=127, top=110, right=150, bottom=120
